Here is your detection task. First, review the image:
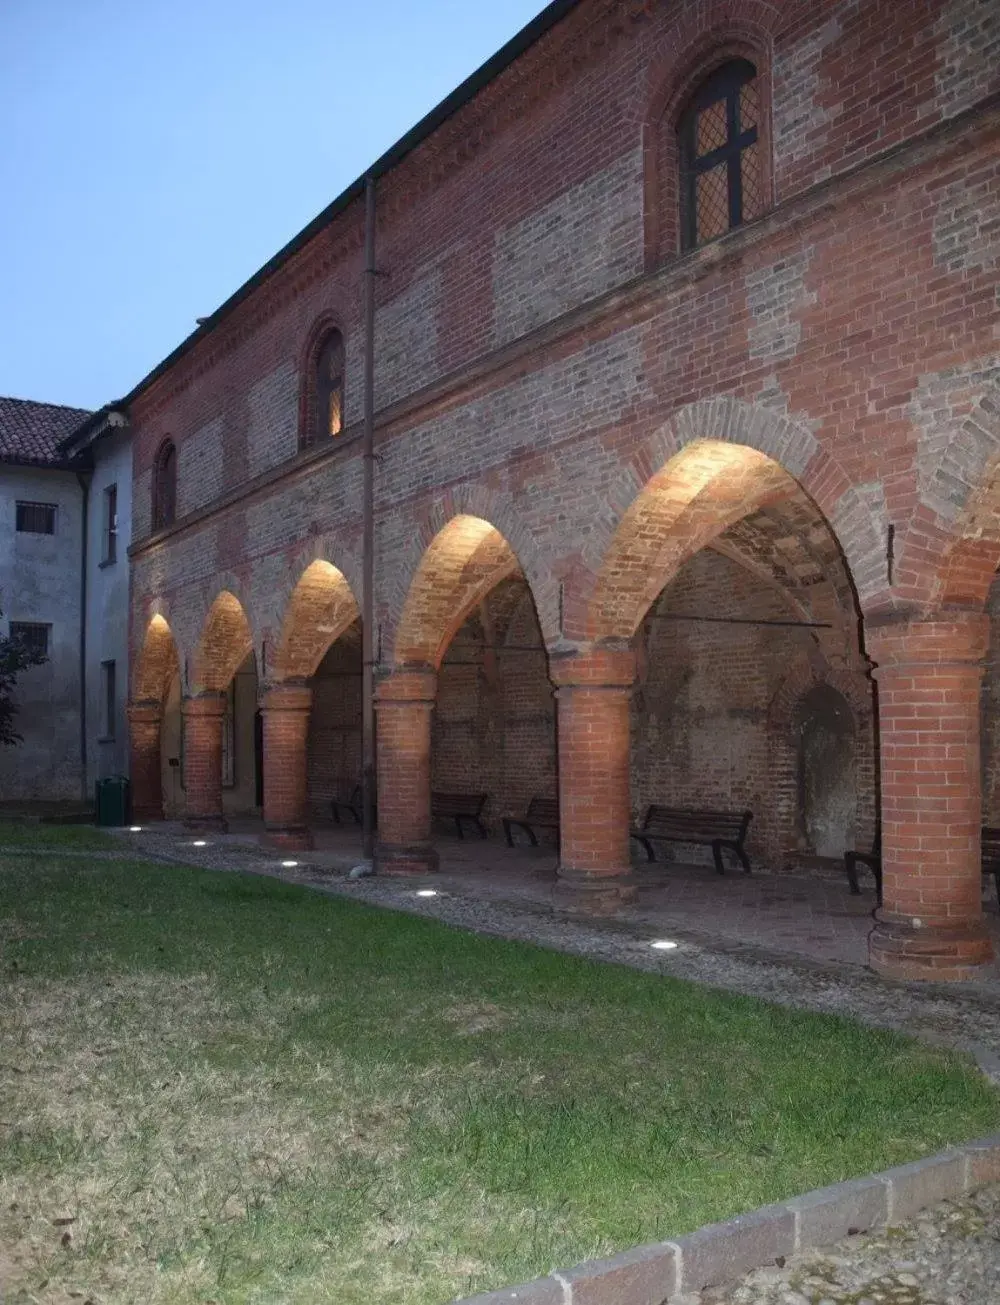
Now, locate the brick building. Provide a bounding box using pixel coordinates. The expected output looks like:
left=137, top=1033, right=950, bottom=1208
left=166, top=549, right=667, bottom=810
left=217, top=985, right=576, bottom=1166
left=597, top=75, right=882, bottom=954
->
left=123, top=0, right=1000, bottom=982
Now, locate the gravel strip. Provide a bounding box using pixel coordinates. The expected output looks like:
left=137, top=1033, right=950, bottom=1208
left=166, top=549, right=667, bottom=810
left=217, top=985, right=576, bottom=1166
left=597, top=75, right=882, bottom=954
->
left=683, top=1185, right=1000, bottom=1305
left=87, top=830, right=1000, bottom=1077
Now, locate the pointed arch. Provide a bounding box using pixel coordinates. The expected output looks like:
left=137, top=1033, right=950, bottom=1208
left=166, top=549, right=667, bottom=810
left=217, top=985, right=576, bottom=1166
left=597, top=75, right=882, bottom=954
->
left=190, top=592, right=255, bottom=693
left=926, top=383, right=1000, bottom=610
left=581, top=397, right=874, bottom=641
left=393, top=515, right=542, bottom=669
left=271, top=560, right=360, bottom=681
left=132, top=614, right=180, bottom=704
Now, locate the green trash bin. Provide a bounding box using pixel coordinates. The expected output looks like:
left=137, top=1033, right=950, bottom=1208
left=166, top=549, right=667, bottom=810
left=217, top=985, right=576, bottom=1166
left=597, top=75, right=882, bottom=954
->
left=95, top=776, right=130, bottom=827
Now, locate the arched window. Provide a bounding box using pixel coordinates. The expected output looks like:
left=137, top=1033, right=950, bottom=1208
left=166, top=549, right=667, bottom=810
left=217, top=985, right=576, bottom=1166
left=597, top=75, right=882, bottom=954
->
left=679, top=59, right=762, bottom=250
left=153, top=440, right=177, bottom=530
left=314, top=330, right=344, bottom=443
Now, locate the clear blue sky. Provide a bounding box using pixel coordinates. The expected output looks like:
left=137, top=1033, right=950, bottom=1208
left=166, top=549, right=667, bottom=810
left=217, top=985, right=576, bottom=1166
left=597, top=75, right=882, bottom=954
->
left=0, top=0, right=549, bottom=411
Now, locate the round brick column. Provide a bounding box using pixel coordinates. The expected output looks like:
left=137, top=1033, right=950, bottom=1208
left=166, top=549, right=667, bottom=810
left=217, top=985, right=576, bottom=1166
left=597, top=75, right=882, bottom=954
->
left=182, top=692, right=229, bottom=832
left=374, top=668, right=439, bottom=875
left=260, top=683, right=313, bottom=851
left=127, top=700, right=163, bottom=822
left=867, top=612, right=995, bottom=981
left=552, top=647, right=636, bottom=910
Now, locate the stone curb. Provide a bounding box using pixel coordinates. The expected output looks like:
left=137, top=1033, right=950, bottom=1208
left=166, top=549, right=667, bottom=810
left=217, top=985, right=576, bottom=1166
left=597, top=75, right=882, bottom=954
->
left=453, top=1133, right=1000, bottom=1305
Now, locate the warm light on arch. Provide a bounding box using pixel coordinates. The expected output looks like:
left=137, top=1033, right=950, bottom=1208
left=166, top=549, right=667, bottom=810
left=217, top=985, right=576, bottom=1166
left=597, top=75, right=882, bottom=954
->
left=272, top=559, right=360, bottom=680
left=394, top=515, right=524, bottom=669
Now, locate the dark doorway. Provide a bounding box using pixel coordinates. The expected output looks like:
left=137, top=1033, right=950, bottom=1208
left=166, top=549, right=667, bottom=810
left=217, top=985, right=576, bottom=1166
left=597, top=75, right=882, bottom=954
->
left=795, top=684, right=855, bottom=858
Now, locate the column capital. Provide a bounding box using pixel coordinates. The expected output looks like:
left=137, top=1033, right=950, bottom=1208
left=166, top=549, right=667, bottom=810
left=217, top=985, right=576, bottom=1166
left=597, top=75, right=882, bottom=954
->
left=864, top=609, right=988, bottom=671
left=259, top=682, right=313, bottom=714
left=182, top=690, right=228, bottom=719
left=548, top=645, right=636, bottom=691
left=127, top=699, right=162, bottom=725
left=375, top=666, right=437, bottom=706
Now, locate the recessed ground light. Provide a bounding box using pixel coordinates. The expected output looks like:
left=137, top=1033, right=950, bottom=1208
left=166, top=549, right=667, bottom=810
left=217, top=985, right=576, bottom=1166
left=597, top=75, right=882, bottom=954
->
left=416, top=889, right=438, bottom=898
left=650, top=939, right=679, bottom=951
left=192, top=840, right=207, bottom=847
left=281, top=860, right=298, bottom=868
left=129, top=826, right=142, bottom=832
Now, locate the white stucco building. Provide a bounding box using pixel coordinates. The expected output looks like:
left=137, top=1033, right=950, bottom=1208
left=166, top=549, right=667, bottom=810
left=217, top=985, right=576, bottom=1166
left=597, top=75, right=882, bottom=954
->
left=0, top=397, right=131, bottom=803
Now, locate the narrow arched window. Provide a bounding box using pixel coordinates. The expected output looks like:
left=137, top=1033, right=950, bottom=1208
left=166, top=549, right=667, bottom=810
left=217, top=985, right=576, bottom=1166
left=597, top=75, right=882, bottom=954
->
left=153, top=440, right=177, bottom=530
left=679, top=59, right=762, bottom=250
left=315, top=330, right=344, bottom=442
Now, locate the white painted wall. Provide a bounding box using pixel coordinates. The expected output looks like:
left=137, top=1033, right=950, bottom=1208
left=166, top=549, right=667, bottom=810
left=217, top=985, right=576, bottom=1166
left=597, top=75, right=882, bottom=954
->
left=0, top=465, right=85, bottom=799
left=84, top=427, right=132, bottom=783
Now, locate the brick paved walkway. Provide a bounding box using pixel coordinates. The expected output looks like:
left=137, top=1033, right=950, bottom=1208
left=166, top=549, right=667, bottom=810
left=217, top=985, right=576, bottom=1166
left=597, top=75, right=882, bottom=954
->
left=135, top=817, right=999, bottom=973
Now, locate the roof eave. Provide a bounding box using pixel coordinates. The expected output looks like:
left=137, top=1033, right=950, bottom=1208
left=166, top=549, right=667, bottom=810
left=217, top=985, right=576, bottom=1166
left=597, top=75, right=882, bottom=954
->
left=115, top=0, right=581, bottom=412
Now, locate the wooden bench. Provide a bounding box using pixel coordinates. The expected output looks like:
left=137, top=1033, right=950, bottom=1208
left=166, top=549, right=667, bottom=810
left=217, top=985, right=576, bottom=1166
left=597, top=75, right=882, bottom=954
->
left=431, top=791, right=489, bottom=839
left=503, top=796, right=560, bottom=848
left=847, top=828, right=1000, bottom=906
left=330, top=783, right=376, bottom=826
left=630, top=805, right=753, bottom=875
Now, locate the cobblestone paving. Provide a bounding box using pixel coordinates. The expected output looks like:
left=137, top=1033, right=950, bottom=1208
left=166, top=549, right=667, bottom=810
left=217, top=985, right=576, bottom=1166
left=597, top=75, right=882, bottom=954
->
left=683, top=1186, right=1000, bottom=1305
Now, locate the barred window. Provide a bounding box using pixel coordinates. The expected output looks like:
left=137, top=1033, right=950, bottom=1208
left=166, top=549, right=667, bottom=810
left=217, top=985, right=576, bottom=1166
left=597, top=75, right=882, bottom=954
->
left=15, top=501, right=56, bottom=534
left=679, top=59, right=762, bottom=250
left=9, top=622, right=50, bottom=657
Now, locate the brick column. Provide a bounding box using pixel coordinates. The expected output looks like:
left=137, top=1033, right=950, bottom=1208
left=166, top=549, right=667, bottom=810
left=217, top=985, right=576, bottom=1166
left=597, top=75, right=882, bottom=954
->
left=552, top=647, right=636, bottom=909
left=128, top=700, right=163, bottom=822
left=867, top=612, right=994, bottom=981
left=182, top=692, right=228, bottom=832
left=259, top=683, right=313, bottom=851
left=374, top=668, right=438, bottom=875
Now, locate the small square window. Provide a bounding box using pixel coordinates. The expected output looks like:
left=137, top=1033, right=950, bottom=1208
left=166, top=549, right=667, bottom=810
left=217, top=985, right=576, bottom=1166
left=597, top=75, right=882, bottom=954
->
left=9, top=622, right=50, bottom=657
left=16, top=502, right=57, bottom=534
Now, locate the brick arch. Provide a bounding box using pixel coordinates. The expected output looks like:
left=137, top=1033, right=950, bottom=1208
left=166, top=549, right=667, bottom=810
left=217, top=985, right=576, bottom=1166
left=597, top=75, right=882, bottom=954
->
left=582, top=397, right=869, bottom=642
left=271, top=560, right=360, bottom=682
left=132, top=614, right=181, bottom=705
left=642, top=9, right=776, bottom=267
left=190, top=591, right=255, bottom=694
left=393, top=513, right=548, bottom=670
left=385, top=485, right=559, bottom=662
left=925, top=383, right=1000, bottom=611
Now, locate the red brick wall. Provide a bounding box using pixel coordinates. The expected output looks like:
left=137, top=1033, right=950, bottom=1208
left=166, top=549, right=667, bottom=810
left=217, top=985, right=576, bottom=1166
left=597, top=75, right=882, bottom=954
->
left=128, top=0, right=1000, bottom=902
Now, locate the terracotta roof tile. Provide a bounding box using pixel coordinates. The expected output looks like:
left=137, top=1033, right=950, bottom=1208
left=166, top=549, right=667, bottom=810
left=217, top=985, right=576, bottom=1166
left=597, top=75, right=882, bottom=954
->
left=0, top=396, right=92, bottom=467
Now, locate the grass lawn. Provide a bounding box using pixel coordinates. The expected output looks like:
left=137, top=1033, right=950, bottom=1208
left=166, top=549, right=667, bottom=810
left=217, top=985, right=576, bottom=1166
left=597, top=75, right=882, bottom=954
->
left=2, top=829, right=998, bottom=1304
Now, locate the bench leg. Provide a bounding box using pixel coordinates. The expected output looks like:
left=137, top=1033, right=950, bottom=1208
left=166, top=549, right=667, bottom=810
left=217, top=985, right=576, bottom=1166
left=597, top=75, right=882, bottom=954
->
left=736, top=844, right=751, bottom=875
left=454, top=817, right=465, bottom=840
left=502, top=818, right=515, bottom=848
left=475, top=818, right=488, bottom=840
left=712, top=841, right=726, bottom=876
left=330, top=805, right=342, bottom=826
left=630, top=834, right=655, bottom=863
left=845, top=852, right=860, bottom=894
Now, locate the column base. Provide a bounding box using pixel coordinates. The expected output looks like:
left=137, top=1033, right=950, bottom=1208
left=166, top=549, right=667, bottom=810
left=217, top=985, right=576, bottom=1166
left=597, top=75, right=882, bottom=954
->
left=869, top=911, right=996, bottom=982
left=555, top=865, right=637, bottom=914
left=261, top=826, right=314, bottom=852
left=183, top=814, right=229, bottom=834
left=130, top=804, right=164, bottom=823
left=375, top=842, right=440, bottom=876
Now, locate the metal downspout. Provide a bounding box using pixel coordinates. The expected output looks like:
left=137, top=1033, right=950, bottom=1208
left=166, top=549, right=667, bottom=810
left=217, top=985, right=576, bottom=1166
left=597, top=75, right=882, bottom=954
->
left=360, top=175, right=377, bottom=869
left=76, top=471, right=90, bottom=804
